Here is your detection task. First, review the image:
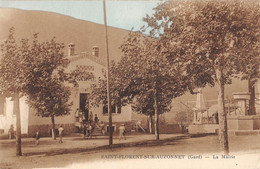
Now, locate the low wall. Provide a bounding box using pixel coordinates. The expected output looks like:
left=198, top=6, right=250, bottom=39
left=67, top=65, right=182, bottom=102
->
left=228, top=130, right=260, bottom=136
left=28, top=121, right=182, bottom=136
left=159, top=124, right=182, bottom=134
left=227, top=115, right=260, bottom=130
left=105, top=122, right=136, bottom=134
left=28, top=123, right=76, bottom=137
left=188, top=124, right=219, bottom=134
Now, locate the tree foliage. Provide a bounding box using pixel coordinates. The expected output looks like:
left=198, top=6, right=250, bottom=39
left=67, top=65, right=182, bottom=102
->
left=91, top=31, right=188, bottom=140
left=92, top=32, right=188, bottom=108
left=23, top=34, right=73, bottom=118
left=120, top=32, right=188, bottom=115
left=0, top=27, right=27, bottom=93
left=0, top=27, right=26, bottom=156
left=0, top=28, right=81, bottom=141
left=143, top=0, right=260, bottom=154
left=175, top=110, right=193, bottom=125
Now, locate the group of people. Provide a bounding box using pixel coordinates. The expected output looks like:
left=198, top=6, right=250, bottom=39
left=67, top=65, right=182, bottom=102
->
left=82, top=122, right=126, bottom=140
left=13, top=112, right=127, bottom=145
left=82, top=122, right=93, bottom=139
left=33, top=122, right=126, bottom=146
left=82, top=114, right=106, bottom=139
left=34, top=125, right=64, bottom=145
left=81, top=113, right=127, bottom=141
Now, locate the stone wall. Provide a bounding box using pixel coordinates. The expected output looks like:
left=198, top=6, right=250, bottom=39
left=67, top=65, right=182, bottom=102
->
left=227, top=115, right=260, bottom=130
left=159, top=124, right=182, bottom=134
left=28, top=123, right=76, bottom=137
left=188, top=124, right=219, bottom=134
left=103, top=121, right=133, bottom=134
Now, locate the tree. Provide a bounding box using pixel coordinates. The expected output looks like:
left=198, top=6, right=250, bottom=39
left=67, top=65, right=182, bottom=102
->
left=23, top=34, right=75, bottom=140
left=232, top=5, right=260, bottom=115
left=0, top=28, right=81, bottom=154
left=231, top=0, right=260, bottom=116
left=235, top=53, right=260, bottom=115
left=175, top=110, right=193, bottom=126
left=143, top=0, right=260, bottom=154
left=0, top=27, right=28, bottom=156
left=91, top=32, right=188, bottom=140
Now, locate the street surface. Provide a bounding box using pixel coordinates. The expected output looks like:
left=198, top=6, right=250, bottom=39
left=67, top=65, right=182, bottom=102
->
left=1, top=134, right=260, bottom=169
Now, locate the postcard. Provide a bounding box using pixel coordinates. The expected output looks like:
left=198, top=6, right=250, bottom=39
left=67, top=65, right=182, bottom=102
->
left=0, top=0, right=260, bottom=169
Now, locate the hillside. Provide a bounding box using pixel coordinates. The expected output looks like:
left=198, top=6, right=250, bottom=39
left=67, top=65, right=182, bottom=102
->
left=0, top=8, right=130, bottom=62
left=0, top=8, right=250, bottom=105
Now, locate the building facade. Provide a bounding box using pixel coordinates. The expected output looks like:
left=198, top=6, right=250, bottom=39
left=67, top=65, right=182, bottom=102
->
left=0, top=44, right=134, bottom=137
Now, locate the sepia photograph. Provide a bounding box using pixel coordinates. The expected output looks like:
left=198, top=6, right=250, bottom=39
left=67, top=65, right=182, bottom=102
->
left=0, top=0, right=260, bottom=168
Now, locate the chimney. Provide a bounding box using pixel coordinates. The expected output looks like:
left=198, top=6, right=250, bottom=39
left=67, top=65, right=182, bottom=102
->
left=68, top=43, right=75, bottom=56
left=92, top=46, right=99, bottom=57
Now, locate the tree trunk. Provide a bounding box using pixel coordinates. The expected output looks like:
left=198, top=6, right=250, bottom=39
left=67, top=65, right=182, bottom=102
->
left=154, top=89, right=159, bottom=140
left=216, top=69, right=229, bottom=155
left=149, top=114, right=154, bottom=134
left=147, top=115, right=149, bottom=133
left=14, top=92, right=22, bottom=156
left=248, top=79, right=256, bottom=115
left=51, top=115, right=56, bottom=140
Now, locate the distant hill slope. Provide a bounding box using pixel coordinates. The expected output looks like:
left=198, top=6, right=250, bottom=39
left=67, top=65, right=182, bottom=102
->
left=0, top=8, right=130, bottom=62
left=0, top=8, right=250, bottom=103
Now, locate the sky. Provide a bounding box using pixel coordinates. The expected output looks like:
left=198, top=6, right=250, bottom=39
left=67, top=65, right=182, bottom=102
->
left=0, top=0, right=162, bottom=31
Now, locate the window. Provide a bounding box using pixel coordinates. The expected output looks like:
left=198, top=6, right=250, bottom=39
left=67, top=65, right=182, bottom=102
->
left=111, top=105, right=116, bottom=113
left=92, top=46, right=99, bottom=57
left=102, top=104, right=121, bottom=114
left=117, top=104, right=121, bottom=114
left=103, top=105, right=108, bottom=114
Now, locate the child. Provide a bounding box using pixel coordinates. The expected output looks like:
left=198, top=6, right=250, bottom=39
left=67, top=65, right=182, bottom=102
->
left=86, top=123, right=93, bottom=139
left=118, top=124, right=126, bottom=141
left=35, top=131, right=40, bottom=145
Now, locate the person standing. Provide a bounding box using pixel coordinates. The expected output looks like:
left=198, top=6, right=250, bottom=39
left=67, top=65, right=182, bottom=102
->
left=86, top=123, right=93, bottom=139
left=35, top=131, right=40, bottom=145
left=82, top=123, right=87, bottom=139
left=100, top=121, right=105, bottom=136
left=94, top=114, right=99, bottom=123
left=8, top=125, right=14, bottom=139
left=118, top=124, right=126, bottom=141
left=58, top=125, right=64, bottom=143
left=89, top=112, right=93, bottom=123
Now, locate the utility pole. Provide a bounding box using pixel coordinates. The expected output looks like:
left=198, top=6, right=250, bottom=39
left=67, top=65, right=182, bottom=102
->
left=103, top=0, right=113, bottom=145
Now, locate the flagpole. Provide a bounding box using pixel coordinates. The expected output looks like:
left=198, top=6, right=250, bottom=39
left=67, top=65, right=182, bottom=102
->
left=103, top=0, right=113, bottom=145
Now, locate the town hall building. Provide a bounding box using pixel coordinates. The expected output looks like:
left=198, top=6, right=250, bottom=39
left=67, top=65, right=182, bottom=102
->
left=0, top=43, right=136, bottom=137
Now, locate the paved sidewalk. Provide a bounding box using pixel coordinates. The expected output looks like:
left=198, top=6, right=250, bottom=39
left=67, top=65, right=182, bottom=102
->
left=0, top=133, right=186, bottom=157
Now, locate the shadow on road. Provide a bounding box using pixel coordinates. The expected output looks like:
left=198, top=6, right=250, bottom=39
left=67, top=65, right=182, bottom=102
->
left=23, top=135, right=189, bottom=157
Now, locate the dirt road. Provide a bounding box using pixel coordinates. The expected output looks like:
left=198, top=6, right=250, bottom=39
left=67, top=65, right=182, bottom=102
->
left=1, top=134, right=260, bottom=169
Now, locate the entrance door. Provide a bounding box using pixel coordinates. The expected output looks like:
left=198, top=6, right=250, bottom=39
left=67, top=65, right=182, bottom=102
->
left=79, top=93, right=89, bottom=122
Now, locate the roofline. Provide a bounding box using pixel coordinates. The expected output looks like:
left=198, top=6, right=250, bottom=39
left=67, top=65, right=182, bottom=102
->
left=68, top=52, right=106, bottom=66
